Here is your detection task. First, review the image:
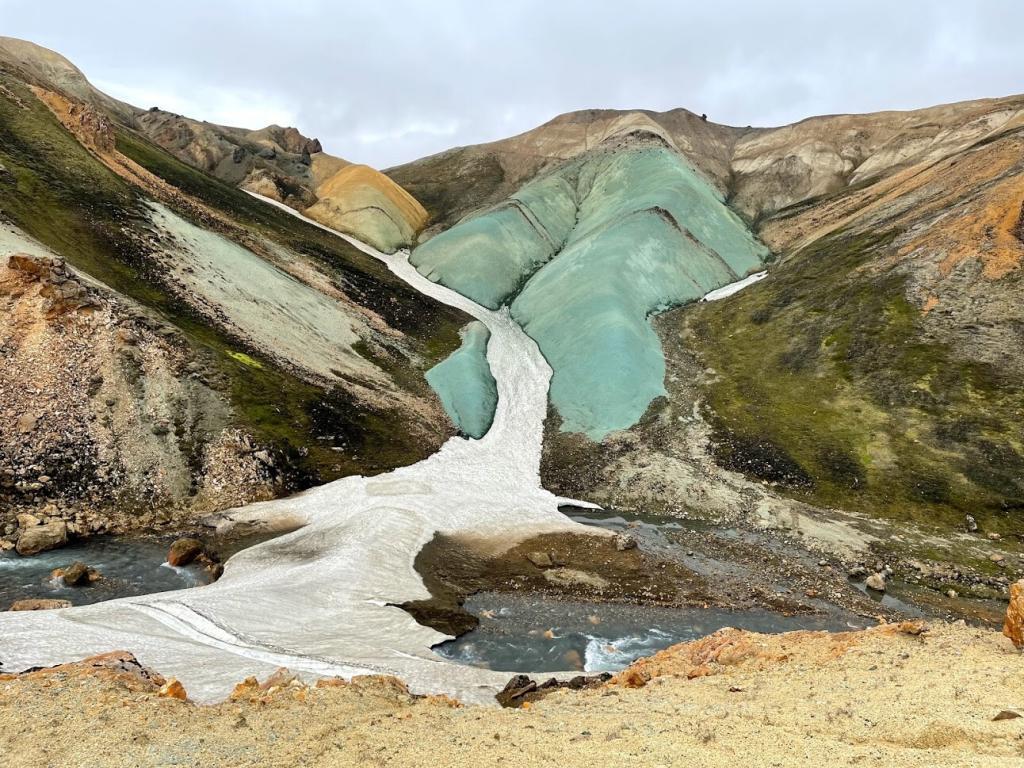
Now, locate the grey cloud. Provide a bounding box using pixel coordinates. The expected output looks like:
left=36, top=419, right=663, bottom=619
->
left=1, top=0, right=1022, bottom=167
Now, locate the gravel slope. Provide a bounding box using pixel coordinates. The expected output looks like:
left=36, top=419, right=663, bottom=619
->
left=1, top=622, right=1021, bottom=767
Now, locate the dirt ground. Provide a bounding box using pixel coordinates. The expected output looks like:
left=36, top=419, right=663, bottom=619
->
left=1, top=621, right=1022, bottom=767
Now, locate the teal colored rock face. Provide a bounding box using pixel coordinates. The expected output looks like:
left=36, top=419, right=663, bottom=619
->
left=414, top=143, right=769, bottom=439
left=411, top=206, right=552, bottom=310
left=425, top=321, right=498, bottom=439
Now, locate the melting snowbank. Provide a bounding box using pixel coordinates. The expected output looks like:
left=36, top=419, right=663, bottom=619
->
left=0, top=196, right=593, bottom=705
left=701, top=270, right=768, bottom=302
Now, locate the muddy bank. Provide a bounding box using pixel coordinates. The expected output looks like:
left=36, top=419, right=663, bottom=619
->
left=401, top=528, right=824, bottom=639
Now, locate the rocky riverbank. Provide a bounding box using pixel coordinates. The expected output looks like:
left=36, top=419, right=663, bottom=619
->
left=1, top=620, right=1021, bottom=766
left=400, top=523, right=921, bottom=648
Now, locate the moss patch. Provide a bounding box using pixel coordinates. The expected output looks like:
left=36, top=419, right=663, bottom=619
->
left=682, top=228, right=1024, bottom=533
left=226, top=351, right=264, bottom=369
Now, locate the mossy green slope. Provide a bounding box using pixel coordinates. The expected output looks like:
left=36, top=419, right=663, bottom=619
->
left=685, top=228, right=1024, bottom=531
left=0, top=69, right=465, bottom=489
left=412, top=143, right=768, bottom=439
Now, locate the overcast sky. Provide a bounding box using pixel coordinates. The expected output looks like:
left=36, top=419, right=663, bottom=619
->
left=3, top=1, right=1022, bottom=168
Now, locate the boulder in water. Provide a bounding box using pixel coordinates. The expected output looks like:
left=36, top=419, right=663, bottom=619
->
left=57, top=561, right=100, bottom=587
left=865, top=572, right=887, bottom=592
left=167, top=537, right=204, bottom=567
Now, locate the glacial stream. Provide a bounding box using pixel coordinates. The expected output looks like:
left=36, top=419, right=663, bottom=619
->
left=0, top=538, right=214, bottom=608
left=0, top=197, right=771, bottom=704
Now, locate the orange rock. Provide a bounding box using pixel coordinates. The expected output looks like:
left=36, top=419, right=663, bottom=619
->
left=615, top=667, right=649, bottom=689
left=315, top=677, right=349, bottom=689
left=897, top=620, right=928, bottom=636
left=1004, top=579, right=1024, bottom=650
left=686, top=665, right=714, bottom=679
left=9, top=598, right=71, bottom=611
left=158, top=679, right=187, bottom=701
left=349, top=675, right=411, bottom=699
left=259, top=668, right=297, bottom=691
left=230, top=676, right=261, bottom=701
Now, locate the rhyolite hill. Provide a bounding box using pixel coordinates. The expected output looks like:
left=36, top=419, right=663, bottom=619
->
left=390, top=101, right=1024, bottom=535
left=0, top=36, right=466, bottom=527
left=1, top=32, right=1022, bottom=546
left=413, top=139, right=768, bottom=438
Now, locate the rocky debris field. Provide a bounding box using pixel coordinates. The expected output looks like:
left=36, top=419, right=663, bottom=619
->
left=1, top=620, right=1021, bottom=767
left=0, top=249, right=281, bottom=554
left=401, top=529, right=725, bottom=637
left=423, top=503, right=1024, bottom=641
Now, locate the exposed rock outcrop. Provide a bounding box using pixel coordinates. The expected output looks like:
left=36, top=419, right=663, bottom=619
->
left=132, top=109, right=321, bottom=207
left=7, top=252, right=96, bottom=316
left=28, top=86, right=115, bottom=154
left=0, top=240, right=281, bottom=535
left=1005, top=579, right=1024, bottom=649
left=305, top=163, right=428, bottom=252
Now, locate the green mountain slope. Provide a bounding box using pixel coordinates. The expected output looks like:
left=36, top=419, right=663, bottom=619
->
left=0, top=48, right=465, bottom=528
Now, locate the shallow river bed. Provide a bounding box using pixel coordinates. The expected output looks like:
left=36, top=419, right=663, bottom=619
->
left=0, top=538, right=212, bottom=608
left=436, top=592, right=852, bottom=673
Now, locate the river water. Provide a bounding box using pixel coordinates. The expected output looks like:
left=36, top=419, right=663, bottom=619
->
left=0, top=538, right=212, bottom=608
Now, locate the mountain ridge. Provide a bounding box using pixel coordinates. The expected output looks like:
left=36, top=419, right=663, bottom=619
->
left=388, top=93, right=1024, bottom=238
left=0, top=36, right=427, bottom=252
left=0, top=36, right=467, bottom=533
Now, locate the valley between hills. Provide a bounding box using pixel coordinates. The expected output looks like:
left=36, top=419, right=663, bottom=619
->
left=0, top=33, right=1023, bottom=767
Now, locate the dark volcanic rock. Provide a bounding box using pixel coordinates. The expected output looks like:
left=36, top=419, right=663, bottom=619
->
left=496, top=672, right=612, bottom=708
